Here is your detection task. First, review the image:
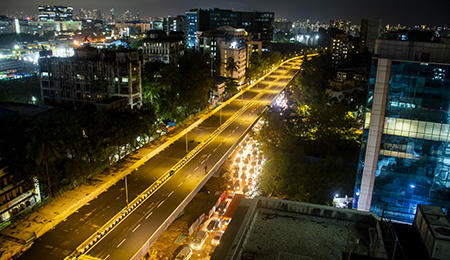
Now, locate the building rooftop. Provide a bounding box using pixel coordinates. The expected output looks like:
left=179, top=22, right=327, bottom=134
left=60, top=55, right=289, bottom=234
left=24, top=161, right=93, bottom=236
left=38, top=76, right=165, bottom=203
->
left=212, top=196, right=385, bottom=260
left=0, top=102, right=60, bottom=119
left=374, top=38, right=450, bottom=63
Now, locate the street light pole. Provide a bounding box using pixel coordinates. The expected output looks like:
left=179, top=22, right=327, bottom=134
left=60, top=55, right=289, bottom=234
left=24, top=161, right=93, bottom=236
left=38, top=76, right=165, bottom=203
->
left=220, top=108, right=222, bottom=126
left=186, top=132, right=188, bottom=154
left=125, top=175, right=129, bottom=207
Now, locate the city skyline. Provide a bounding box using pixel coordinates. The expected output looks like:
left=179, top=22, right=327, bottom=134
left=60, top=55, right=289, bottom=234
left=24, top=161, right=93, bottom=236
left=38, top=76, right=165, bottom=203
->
left=0, top=0, right=449, bottom=27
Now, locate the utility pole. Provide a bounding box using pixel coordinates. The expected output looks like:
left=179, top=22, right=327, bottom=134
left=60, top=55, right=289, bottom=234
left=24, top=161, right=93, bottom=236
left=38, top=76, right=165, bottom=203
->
left=186, top=132, right=188, bottom=154
left=125, top=175, right=129, bottom=207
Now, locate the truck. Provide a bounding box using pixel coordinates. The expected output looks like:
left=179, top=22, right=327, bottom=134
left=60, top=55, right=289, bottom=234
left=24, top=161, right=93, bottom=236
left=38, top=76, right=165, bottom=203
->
left=220, top=193, right=244, bottom=229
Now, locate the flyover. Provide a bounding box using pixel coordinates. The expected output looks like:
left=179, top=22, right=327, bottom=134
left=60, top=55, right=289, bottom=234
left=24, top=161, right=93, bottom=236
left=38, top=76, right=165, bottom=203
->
left=18, top=57, right=304, bottom=260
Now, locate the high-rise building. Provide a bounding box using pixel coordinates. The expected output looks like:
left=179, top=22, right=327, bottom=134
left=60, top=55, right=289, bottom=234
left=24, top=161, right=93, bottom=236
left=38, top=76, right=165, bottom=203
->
left=38, top=5, right=73, bottom=21
left=330, top=34, right=354, bottom=62
left=142, top=30, right=184, bottom=64
left=39, top=46, right=142, bottom=110
left=185, top=8, right=274, bottom=49
left=360, top=18, right=381, bottom=53
left=93, top=9, right=102, bottom=20
left=353, top=37, right=450, bottom=223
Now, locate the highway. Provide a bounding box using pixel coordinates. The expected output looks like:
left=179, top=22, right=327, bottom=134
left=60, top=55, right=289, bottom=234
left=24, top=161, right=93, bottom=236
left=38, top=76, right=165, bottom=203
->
left=18, top=58, right=303, bottom=260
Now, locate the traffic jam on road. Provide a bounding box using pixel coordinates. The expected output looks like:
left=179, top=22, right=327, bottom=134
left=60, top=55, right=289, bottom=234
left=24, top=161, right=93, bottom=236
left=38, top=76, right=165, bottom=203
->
left=175, top=92, right=292, bottom=259
left=175, top=118, right=267, bottom=259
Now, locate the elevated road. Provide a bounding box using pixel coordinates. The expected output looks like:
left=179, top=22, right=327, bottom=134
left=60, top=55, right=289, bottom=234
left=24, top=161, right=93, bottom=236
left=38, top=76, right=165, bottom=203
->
left=18, top=58, right=303, bottom=260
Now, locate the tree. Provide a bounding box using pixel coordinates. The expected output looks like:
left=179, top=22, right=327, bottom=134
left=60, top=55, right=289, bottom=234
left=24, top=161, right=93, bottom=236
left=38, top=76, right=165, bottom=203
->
left=26, top=118, right=62, bottom=198
left=224, top=78, right=239, bottom=96
left=141, top=50, right=215, bottom=121
left=224, top=57, right=238, bottom=77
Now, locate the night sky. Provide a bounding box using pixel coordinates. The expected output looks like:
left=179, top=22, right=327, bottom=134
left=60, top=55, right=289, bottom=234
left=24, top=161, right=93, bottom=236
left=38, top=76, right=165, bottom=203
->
left=1, top=0, right=449, bottom=27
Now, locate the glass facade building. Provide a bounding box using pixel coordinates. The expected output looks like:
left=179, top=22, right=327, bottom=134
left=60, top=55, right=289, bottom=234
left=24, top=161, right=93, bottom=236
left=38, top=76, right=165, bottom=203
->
left=354, top=57, right=450, bottom=223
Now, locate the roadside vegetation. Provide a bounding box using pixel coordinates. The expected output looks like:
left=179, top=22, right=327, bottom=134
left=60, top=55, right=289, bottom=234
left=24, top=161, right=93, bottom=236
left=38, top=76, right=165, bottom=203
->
left=254, top=50, right=371, bottom=205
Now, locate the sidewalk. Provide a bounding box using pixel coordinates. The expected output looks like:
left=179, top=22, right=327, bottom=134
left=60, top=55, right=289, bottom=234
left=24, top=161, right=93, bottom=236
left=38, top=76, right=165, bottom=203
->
left=0, top=116, right=200, bottom=260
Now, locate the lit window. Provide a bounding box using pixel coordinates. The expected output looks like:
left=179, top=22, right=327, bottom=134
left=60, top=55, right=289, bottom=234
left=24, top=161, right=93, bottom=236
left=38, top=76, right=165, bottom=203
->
left=122, top=77, right=129, bottom=83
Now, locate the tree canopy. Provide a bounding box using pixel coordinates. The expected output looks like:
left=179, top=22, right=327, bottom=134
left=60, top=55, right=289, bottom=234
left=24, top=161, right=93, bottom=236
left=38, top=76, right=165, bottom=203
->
left=141, top=50, right=215, bottom=121
left=254, top=51, right=369, bottom=205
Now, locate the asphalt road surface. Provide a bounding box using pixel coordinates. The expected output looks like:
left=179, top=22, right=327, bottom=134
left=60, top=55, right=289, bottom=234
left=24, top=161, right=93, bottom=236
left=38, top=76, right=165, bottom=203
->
left=18, top=59, right=302, bottom=260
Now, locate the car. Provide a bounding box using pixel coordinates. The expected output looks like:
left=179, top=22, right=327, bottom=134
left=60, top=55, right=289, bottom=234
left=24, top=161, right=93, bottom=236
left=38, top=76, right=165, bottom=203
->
left=242, top=165, right=248, bottom=172
left=233, top=181, right=240, bottom=190
left=233, top=171, right=240, bottom=180
left=249, top=167, right=255, bottom=175
left=206, top=219, right=220, bottom=232
left=217, top=201, right=228, bottom=215
left=175, top=245, right=193, bottom=260
left=211, top=231, right=224, bottom=246
left=238, top=149, right=244, bottom=154
left=235, top=157, right=241, bottom=163
left=226, top=193, right=234, bottom=201
left=190, top=231, right=208, bottom=250
left=233, top=164, right=240, bottom=171
left=243, top=158, right=249, bottom=164
left=241, top=173, right=247, bottom=181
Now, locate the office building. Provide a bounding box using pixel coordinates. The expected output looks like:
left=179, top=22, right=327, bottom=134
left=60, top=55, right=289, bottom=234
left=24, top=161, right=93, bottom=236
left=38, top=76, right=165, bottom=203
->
left=185, top=8, right=274, bottom=49
left=38, top=5, right=73, bottom=21
left=39, top=46, right=142, bottom=110
left=360, top=18, right=381, bottom=53
left=353, top=38, right=450, bottom=223
left=142, top=30, right=184, bottom=64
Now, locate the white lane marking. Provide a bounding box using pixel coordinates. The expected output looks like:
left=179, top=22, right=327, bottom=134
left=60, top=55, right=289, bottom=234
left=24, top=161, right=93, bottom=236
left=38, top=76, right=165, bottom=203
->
left=117, top=239, right=126, bottom=248
left=231, top=130, right=235, bottom=133
left=194, top=166, right=198, bottom=171
left=132, top=224, right=141, bottom=233
left=177, top=181, right=184, bottom=188
left=105, top=255, right=110, bottom=260
left=236, top=126, right=239, bottom=129
left=206, top=154, right=211, bottom=159
left=145, top=212, right=153, bottom=219
left=168, top=191, right=174, bottom=197
left=157, top=200, right=165, bottom=208
left=219, top=142, right=223, bottom=146
left=186, top=174, right=191, bottom=178
left=213, top=148, right=218, bottom=152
